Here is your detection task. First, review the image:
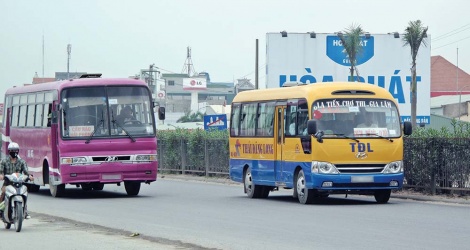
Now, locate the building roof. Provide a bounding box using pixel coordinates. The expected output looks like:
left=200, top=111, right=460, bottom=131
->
left=161, top=73, right=190, bottom=78
left=431, top=94, right=470, bottom=108
left=431, top=55, right=470, bottom=97
left=32, top=77, right=55, bottom=84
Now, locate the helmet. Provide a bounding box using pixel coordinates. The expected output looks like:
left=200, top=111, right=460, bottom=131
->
left=8, top=142, right=20, bottom=152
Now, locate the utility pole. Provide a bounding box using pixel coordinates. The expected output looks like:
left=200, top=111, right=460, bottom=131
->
left=255, top=39, right=259, bottom=89
left=67, top=44, right=72, bottom=79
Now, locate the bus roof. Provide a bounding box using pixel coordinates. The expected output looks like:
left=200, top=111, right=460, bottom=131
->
left=232, top=82, right=397, bottom=104
left=5, top=78, right=148, bottom=96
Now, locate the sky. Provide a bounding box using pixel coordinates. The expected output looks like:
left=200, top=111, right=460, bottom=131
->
left=1, top=0, right=470, bottom=100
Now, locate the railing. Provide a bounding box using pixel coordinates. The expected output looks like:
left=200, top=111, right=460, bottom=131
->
left=404, top=138, right=470, bottom=194
left=157, top=138, right=470, bottom=195
left=157, top=138, right=229, bottom=176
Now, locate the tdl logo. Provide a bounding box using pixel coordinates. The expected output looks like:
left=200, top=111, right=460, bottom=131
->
left=326, top=35, right=374, bottom=66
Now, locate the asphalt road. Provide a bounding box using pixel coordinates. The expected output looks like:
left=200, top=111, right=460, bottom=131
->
left=4, top=176, right=470, bottom=250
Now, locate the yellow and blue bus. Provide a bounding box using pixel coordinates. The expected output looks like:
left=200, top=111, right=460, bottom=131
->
left=229, top=82, right=412, bottom=204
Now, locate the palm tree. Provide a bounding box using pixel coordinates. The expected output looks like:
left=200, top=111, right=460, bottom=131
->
left=338, top=24, right=365, bottom=81
left=403, top=20, right=428, bottom=129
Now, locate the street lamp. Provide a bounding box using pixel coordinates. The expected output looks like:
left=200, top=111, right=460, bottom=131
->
left=458, top=85, right=470, bottom=120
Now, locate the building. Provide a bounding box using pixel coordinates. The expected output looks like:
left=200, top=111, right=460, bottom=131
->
left=430, top=56, right=470, bottom=122
left=160, top=72, right=254, bottom=113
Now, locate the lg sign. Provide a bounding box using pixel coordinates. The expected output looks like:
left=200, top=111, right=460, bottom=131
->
left=183, top=78, right=207, bottom=90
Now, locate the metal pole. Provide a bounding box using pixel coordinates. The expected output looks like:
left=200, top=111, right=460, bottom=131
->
left=457, top=48, right=460, bottom=120
left=255, top=39, right=259, bottom=89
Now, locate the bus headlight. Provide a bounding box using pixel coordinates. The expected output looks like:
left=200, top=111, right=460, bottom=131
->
left=382, top=161, right=403, bottom=174
left=311, top=161, right=339, bottom=174
left=61, top=157, right=87, bottom=164
left=135, top=155, right=157, bottom=161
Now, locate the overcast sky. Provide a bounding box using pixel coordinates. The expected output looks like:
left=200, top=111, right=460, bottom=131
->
left=1, top=0, right=469, bottom=99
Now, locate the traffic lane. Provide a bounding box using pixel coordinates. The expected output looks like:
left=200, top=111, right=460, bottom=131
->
left=28, top=179, right=470, bottom=250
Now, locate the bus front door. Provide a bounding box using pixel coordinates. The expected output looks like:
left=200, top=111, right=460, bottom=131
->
left=274, top=106, right=286, bottom=185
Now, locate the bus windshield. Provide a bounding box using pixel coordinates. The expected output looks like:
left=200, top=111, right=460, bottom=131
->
left=312, top=98, right=401, bottom=138
left=61, top=86, right=155, bottom=139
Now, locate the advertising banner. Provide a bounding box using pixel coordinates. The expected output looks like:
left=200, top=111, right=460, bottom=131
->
left=183, top=77, right=207, bottom=90
left=266, top=33, right=431, bottom=124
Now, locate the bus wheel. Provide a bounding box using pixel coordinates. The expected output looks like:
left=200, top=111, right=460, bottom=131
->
left=244, top=167, right=265, bottom=198
left=124, top=181, right=141, bottom=196
left=374, top=190, right=391, bottom=204
left=296, top=170, right=314, bottom=204
left=50, top=184, right=65, bottom=197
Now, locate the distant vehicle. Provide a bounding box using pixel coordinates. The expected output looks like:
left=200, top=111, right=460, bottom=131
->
left=229, top=82, right=412, bottom=204
left=1, top=74, right=165, bottom=197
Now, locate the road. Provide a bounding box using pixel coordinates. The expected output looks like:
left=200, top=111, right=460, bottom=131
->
left=9, top=177, right=470, bottom=250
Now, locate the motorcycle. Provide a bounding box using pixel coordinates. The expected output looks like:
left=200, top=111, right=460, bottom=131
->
left=0, top=173, right=30, bottom=232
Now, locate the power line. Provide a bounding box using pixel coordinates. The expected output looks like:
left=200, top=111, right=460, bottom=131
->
left=433, top=35, right=470, bottom=50
left=433, top=23, right=470, bottom=41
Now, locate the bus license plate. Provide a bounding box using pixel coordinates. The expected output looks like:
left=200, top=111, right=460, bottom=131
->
left=351, top=176, right=373, bottom=183
left=102, top=174, right=122, bottom=180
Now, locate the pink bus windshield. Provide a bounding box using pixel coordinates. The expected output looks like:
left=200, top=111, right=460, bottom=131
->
left=61, top=85, right=155, bottom=140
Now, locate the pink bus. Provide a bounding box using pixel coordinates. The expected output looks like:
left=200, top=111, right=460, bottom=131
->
left=1, top=74, right=165, bottom=197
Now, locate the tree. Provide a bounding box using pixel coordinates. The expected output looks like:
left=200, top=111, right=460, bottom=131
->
left=403, top=20, right=428, bottom=129
left=338, top=24, right=365, bottom=82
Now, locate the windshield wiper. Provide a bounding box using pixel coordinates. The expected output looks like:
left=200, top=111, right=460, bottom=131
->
left=85, top=118, right=104, bottom=144
left=354, top=133, right=394, bottom=142
left=331, top=133, right=360, bottom=142
left=111, top=110, right=136, bottom=142
left=315, top=130, right=360, bottom=143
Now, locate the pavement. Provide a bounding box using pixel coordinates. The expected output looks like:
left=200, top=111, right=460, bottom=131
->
left=2, top=212, right=187, bottom=250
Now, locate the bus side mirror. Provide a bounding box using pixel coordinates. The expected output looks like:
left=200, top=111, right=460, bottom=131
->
left=307, top=120, right=317, bottom=135
left=158, top=107, right=165, bottom=120
left=403, top=121, right=412, bottom=136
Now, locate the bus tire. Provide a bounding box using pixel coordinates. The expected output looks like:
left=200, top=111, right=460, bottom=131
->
left=50, top=183, right=65, bottom=197
left=296, top=170, right=314, bottom=204
left=374, top=190, right=391, bottom=204
left=124, top=181, right=141, bottom=196
left=244, top=167, right=265, bottom=199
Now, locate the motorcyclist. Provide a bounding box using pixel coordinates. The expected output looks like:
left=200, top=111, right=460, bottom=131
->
left=0, top=142, right=34, bottom=219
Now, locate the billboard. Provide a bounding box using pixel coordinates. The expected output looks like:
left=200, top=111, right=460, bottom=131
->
left=266, top=33, right=431, bottom=124
left=183, top=77, right=207, bottom=90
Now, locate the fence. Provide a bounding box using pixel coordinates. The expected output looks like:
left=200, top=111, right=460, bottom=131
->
left=404, top=138, right=470, bottom=194
left=157, top=138, right=470, bottom=194
left=157, top=138, right=229, bottom=176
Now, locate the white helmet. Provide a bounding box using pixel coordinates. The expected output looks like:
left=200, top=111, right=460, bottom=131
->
left=8, top=142, right=20, bottom=151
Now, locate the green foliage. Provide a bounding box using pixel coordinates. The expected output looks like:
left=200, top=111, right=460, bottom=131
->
left=177, top=111, right=204, bottom=123
left=410, top=119, right=470, bottom=138
left=339, top=23, right=365, bottom=81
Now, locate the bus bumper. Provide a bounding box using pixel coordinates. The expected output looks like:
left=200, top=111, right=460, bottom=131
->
left=307, top=172, right=403, bottom=192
